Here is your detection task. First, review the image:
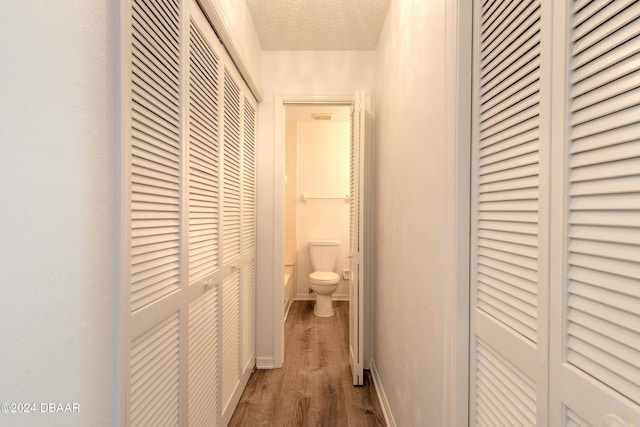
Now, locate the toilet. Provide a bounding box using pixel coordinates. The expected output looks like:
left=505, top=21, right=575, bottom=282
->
left=308, top=240, right=340, bottom=317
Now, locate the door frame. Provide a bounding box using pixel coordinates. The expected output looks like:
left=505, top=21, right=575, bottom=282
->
left=442, top=0, right=472, bottom=425
left=273, top=93, right=367, bottom=368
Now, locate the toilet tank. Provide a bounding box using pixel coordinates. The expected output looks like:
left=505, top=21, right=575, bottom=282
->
left=308, top=240, right=340, bottom=271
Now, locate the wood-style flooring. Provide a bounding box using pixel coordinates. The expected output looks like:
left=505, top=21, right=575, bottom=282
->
left=229, top=301, right=386, bottom=427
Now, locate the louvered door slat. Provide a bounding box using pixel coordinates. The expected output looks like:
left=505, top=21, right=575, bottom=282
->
left=188, top=290, right=218, bottom=427
left=573, top=1, right=638, bottom=48
left=188, top=20, right=220, bottom=284
left=564, top=0, right=640, bottom=409
left=571, top=33, right=640, bottom=85
left=565, top=407, right=590, bottom=427
left=131, top=103, right=180, bottom=144
left=221, top=271, right=240, bottom=410
left=222, top=70, right=241, bottom=263
left=479, top=264, right=537, bottom=295
left=571, top=85, right=640, bottom=126
left=480, top=175, right=538, bottom=195
left=481, top=8, right=540, bottom=85
left=131, top=3, right=179, bottom=69
left=573, top=7, right=640, bottom=69
left=480, top=55, right=539, bottom=117
left=479, top=272, right=537, bottom=306
left=480, top=0, right=517, bottom=47
left=475, top=339, right=537, bottom=427
left=241, top=261, right=256, bottom=368
left=570, top=224, right=640, bottom=247
left=480, top=345, right=537, bottom=414
left=480, top=58, right=539, bottom=114
left=130, top=0, right=181, bottom=313
left=572, top=51, right=640, bottom=98
left=130, top=313, right=180, bottom=427
left=571, top=140, right=640, bottom=168
left=480, top=0, right=502, bottom=28
left=242, top=99, right=256, bottom=256
left=480, top=104, right=540, bottom=142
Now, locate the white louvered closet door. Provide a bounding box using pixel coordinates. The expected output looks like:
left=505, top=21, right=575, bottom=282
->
left=122, top=0, right=257, bottom=425
left=220, top=67, right=242, bottom=422
left=127, top=0, right=183, bottom=424
left=186, top=6, right=222, bottom=427
left=549, top=1, right=640, bottom=425
left=219, top=64, right=259, bottom=426
left=470, top=0, right=549, bottom=425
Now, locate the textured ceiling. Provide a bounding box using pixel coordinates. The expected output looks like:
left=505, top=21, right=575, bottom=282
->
left=246, top=0, right=390, bottom=50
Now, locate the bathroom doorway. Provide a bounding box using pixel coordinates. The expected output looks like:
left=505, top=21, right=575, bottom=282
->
left=275, top=93, right=371, bottom=386
left=283, top=104, right=351, bottom=318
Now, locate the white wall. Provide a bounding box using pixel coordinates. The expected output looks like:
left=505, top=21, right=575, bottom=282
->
left=257, top=51, right=375, bottom=365
left=295, top=120, right=350, bottom=299
left=372, top=1, right=450, bottom=425
left=284, top=121, right=298, bottom=265
left=0, top=2, right=116, bottom=426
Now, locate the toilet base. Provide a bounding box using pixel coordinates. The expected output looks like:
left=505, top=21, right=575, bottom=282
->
left=314, top=294, right=334, bottom=317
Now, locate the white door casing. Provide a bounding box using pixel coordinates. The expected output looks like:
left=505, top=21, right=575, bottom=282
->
left=349, top=90, right=368, bottom=386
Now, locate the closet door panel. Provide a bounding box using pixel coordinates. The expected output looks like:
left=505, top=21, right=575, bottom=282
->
left=471, top=0, right=549, bottom=425
left=242, top=99, right=257, bottom=257
left=241, top=260, right=256, bottom=370
left=550, top=1, right=640, bottom=424
left=187, top=19, right=221, bottom=286
left=186, top=10, right=222, bottom=427
left=187, top=290, right=219, bottom=427
left=130, top=0, right=182, bottom=314
left=125, top=0, right=184, bottom=425
left=221, top=270, right=240, bottom=414
left=222, top=70, right=242, bottom=265
left=240, top=97, right=257, bottom=372
left=130, top=313, right=181, bottom=426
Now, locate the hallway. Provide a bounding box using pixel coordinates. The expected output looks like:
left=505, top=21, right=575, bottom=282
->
left=229, top=301, right=385, bottom=426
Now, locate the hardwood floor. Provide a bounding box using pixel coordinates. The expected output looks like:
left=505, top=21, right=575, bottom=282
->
left=229, top=301, right=386, bottom=427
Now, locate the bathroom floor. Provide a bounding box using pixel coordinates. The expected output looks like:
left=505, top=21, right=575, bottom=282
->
left=229, top=301, right=385, bottom=426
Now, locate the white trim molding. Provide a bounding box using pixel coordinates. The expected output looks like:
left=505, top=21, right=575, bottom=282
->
left=273, top=93, right=356, bottom=370
left=371, top=358, right=396, bottom=427
left=256, top=356, right=275, bottom=370
left=442, top=0, right=472, bottom=426
left=295, top=293, right=350, bottom=301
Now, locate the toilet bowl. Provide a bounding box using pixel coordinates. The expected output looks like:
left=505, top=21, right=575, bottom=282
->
left=310, top=271, right=339, bottom=317
left=308, top=240, right=340, bottom=317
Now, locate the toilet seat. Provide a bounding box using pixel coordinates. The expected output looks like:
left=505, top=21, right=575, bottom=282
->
left=309, top=271, right=339, bottom=285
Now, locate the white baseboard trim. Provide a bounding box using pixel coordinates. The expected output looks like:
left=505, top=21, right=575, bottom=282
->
left=371, top=358, right=396, bottom=427
left=256, top=356, right=274, bottom=369
left=295, top=293, right=349, bottom=301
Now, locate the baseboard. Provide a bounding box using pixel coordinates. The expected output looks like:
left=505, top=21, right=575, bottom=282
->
left=370, top=358, right=396, bottom=427
left=256, top=356, right=274, bottom=369
left=332, top=293, right=349, bottom=301
left=295, top=293, right=349, bottom=301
